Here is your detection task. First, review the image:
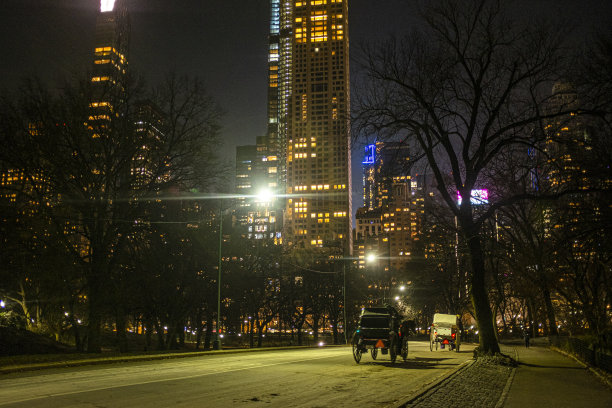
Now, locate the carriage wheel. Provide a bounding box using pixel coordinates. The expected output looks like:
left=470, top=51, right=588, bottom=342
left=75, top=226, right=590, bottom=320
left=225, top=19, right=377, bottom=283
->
left=352, top=343, right=362, bottom=364
left=371, top=348, right=378, bottom=360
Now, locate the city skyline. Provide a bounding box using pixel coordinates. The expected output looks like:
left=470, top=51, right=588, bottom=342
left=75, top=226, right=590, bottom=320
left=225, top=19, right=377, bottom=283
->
left=2, top=0, right=609, bottom=212
left=0, top=1, right=610, bottom=399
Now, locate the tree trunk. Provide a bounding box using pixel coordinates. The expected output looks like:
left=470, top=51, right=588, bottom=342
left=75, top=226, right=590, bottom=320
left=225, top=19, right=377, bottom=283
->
left=204, top=315, right=213, bottom=350
left=86, top=268, right=103, bottom=353
left=178, top=320, right=185, bottom=348
left=144, top=318, right=152, bottom=351
left=154, top=321, right=165, bottom=350
left=86, top=252, right=106, bottom=353
left=312, top=313, right=319, bottom=344
left=115, top=308, right=128, bottom=353
left=257, top=321, right=264, bottom=348
left=465, top=223, right=500, bottom=354
left=195, top=309, right=203, bottom=350
left=332, top=318, right=339, bottom=344
left=542, top=286, right=559, bottom=336
left=297, top=328, right=303, bottom=346
left=249, top=320, right=255, bottom=348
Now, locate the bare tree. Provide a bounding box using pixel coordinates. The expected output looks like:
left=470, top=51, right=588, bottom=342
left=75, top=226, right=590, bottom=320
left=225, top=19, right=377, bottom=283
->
left=0, top=72, right=223, bottom=352
left=355, top=0, right=570, bottom=353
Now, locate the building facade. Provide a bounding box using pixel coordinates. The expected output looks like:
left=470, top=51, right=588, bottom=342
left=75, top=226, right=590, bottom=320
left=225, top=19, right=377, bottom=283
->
left=234, top=140, right=282, bottom=242
left=281, top=0, right=352, bottom=254
left=353, top=141, right=425, bottom=272
left=89, top=0, right=129, bottom=126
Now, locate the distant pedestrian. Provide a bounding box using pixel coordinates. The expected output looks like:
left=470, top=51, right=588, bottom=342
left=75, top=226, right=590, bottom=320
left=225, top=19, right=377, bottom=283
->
left=523, top=330, right=530, bottom=348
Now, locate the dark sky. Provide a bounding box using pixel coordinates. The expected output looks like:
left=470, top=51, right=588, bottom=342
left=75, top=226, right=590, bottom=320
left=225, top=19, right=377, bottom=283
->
left=1, top=0, right=610, bottom=209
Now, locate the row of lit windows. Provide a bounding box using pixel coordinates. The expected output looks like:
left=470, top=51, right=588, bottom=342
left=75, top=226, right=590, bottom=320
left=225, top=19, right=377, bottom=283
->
left=89, top=101, right=112, bottom=110
left=295, top=0, right=343, bottom=6
left=88, top=115, right=111, bottom=121
left=94, top=47, right=126, bottom=64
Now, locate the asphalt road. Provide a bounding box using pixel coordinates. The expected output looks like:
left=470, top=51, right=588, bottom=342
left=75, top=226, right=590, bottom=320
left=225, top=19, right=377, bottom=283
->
left=0, top=341, right=475, bottom=408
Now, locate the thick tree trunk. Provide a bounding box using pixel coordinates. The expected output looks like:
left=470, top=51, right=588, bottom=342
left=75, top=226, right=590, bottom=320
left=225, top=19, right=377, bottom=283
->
left=465, top=223, right=500, bottom=354
left=86, top=267, right=103, bottom=353
left=86, top=245, right=108, bottom=353
left=542, top=286, right=559, bottom=336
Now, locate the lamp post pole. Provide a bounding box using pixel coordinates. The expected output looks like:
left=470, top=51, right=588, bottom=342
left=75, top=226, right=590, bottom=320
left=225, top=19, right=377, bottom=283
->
left=213, top=203, right=223, bottom=350
left=343, top=260, right=348, bottom=344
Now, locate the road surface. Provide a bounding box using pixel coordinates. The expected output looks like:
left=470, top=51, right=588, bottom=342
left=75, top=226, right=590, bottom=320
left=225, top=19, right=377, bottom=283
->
left=0, top=341, right=474, bottom=407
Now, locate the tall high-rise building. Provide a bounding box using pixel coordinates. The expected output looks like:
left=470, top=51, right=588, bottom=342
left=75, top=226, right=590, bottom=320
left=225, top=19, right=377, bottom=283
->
left=89, top=0, right=129, bottom=125
left=277, top=0, right=352, bottom=254
left=234, top=139, right=282, bottom=242
left=354, top=141, right=424, bottom=272
left=362, top=142, right=411, bottom=210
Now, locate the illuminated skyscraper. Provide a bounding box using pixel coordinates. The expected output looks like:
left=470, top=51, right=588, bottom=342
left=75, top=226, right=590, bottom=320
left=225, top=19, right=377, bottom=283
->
left=277, top=0, right=352, bottom=253
left=235, top=139, right=282, bottom=242
left=89, top=0, right=129, bottom=124
left=354, top=141, right=425, bottom=272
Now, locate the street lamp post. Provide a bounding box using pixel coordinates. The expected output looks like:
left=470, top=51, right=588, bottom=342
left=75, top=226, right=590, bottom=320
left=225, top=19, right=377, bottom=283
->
left=212, top=189, right=276, bottom=350
left=213, top=202, right=223, bottom=350
left=343, top=260, right=347, bottom=344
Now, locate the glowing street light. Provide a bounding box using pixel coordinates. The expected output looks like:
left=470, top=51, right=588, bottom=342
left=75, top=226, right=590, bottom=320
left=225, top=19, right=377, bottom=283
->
left=366, top=253, right=377, bottom=264
left=255, top=188, right=274, bottom=204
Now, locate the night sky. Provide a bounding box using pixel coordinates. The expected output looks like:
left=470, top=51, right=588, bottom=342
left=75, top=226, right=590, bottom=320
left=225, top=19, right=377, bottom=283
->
left=1, top=0, right=610, bottom=209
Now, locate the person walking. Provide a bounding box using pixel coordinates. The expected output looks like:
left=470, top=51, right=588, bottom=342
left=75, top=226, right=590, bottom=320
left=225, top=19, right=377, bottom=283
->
left=523, top=329, right=530, bottom=348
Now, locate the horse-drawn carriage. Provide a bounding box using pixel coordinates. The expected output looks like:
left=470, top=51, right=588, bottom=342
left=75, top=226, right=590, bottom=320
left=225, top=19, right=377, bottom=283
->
left=351, top=306, right=413, bottom=363
left=429, top=313, right=461, bottom=352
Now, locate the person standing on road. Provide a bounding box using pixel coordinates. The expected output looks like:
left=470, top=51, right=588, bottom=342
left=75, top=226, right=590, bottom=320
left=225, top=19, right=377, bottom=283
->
left=523, top=329, right=530, bottom=348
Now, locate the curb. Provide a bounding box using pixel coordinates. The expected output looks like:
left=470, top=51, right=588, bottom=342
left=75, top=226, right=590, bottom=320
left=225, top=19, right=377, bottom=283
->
left=549, top=346, right=612, bottom=390
left=392, top=358, right=474, bottom=407
left=0, top=345, right=331, bottom=375
left=494, top=347, right=518, bottom=408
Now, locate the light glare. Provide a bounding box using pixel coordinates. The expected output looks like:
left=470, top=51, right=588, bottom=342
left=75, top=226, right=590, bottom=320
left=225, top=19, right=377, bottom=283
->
left=256, top=188, right=274, bottom=203
left=101, top=0, right=116, bottom=12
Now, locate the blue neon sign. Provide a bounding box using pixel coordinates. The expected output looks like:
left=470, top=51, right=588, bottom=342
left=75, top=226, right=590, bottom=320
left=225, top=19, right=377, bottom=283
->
left=362, top=144, right=375, bottom=164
